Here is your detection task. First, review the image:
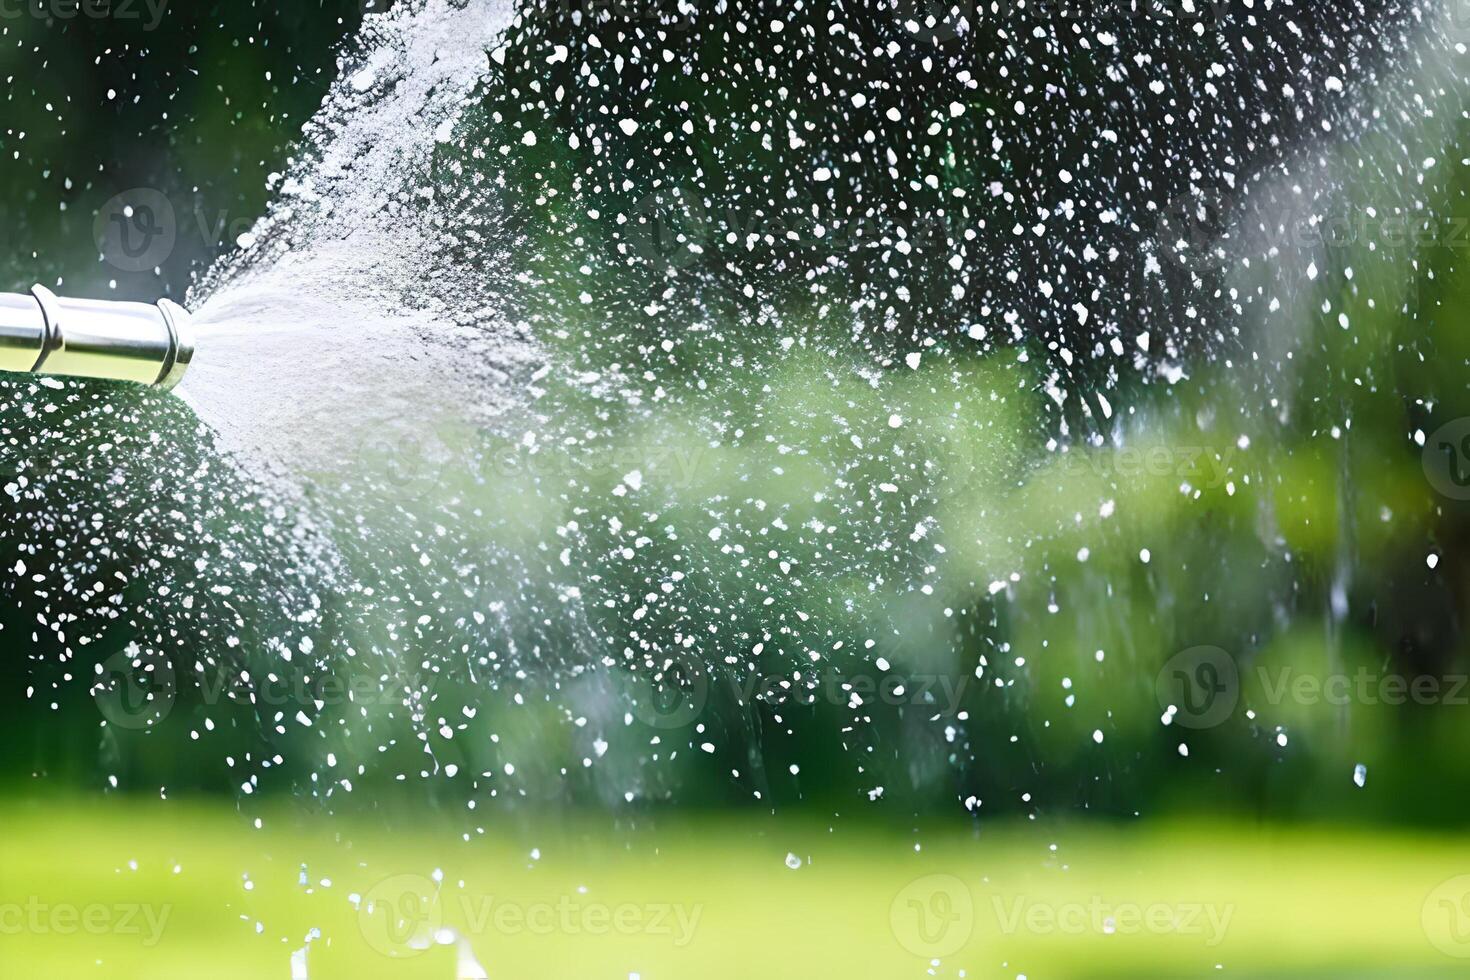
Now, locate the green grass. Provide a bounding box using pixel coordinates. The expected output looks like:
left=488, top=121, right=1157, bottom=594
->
left=3, top=796, right=1470, bottom=978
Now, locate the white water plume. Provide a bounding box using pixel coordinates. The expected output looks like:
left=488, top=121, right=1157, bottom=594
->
left=180, top=0, right=536, bottom=489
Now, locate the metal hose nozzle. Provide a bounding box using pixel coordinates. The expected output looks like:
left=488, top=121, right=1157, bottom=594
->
left=0, top=285, right=193, bottom=391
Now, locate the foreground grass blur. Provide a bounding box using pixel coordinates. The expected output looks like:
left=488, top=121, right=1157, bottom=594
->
left=3, top=796, right=1470, bottom=979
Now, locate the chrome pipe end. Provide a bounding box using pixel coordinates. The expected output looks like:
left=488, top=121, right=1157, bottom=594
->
left=0, top=286, right=195, bottom=392
left=154, top=298, right=195, bottom=391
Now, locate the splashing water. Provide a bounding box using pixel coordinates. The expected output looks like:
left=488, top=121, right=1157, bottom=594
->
left=11, top=2, right=1470, bottom=975
left=10, top=0, right=1470, bottom=832
left=180, top=0, right=536, bottom=488
left=179, top=267, right=516, bottom=494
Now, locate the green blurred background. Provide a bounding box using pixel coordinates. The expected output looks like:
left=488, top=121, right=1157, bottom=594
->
left=4, top=1, right=1470, bottom=976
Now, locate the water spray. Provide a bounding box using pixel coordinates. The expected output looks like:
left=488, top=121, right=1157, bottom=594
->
left=0, top=285, right=193, bottom=391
